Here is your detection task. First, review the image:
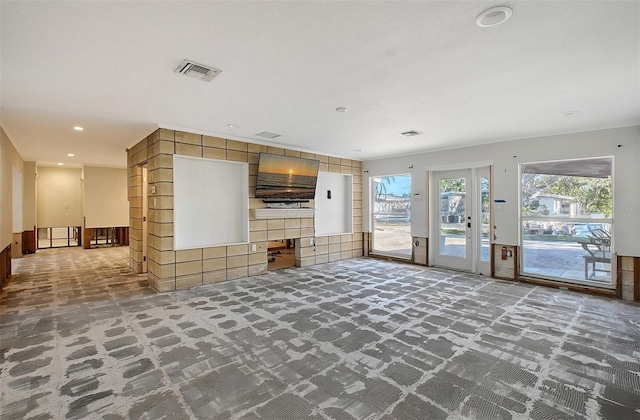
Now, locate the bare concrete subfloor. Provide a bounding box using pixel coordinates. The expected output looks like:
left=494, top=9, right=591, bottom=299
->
left=1, top=247, right=639, bottom=419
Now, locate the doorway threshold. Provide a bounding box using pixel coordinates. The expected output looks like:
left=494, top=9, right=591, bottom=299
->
left=369, top=253, right=412, bottom=263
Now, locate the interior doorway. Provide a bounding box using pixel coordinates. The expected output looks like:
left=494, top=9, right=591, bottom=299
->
left=37, top=226, right=81, bottom=249
left=141, top=166, right=148, bottom=273
left=430, top=167, right=490, bottom=275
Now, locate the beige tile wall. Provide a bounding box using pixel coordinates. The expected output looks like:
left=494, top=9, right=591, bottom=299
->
left=128, top=128, right=363, bottom=292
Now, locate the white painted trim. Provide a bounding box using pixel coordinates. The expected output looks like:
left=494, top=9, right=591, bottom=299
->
left=425, top=160, right=494, bottom=172
left=253, top=208, right=315, bottom=219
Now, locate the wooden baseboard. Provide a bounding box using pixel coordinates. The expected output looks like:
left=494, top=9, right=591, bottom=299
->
left=368, top=253, right=413, bottom=264
left=616, top=255, right=623, bottom=298
left=634, top=258, right=640, bottom=302
left=516, top=275, right=617, bottom=299
left=0, top=244, right=11, bottom=291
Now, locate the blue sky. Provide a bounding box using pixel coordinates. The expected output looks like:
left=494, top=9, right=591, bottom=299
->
left=377, top=175, right=411, bottom=196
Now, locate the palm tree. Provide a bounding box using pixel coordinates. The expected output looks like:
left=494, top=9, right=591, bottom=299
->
left=374, top=176, right=395, bottom=201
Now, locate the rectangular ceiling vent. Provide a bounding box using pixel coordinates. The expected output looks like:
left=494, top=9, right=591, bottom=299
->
left=174, top=59, right=221, bottom=82
left=399, top=130, right=422, bottom=137
left=255, top=131, right=281, bottom=139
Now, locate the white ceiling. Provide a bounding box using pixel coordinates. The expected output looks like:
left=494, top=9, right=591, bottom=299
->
left=1, top=1, right=638, bottom=168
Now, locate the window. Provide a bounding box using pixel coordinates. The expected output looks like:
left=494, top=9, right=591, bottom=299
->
left=372, top=174, right=412, bottom=258
left=521, top=158, right=613, bottom=284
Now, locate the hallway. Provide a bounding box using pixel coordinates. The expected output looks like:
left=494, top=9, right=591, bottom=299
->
left=1, top=248, right=639, bottom=419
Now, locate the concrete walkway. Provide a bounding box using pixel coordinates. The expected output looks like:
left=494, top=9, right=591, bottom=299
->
left=522, top=240, right=611, bottom=283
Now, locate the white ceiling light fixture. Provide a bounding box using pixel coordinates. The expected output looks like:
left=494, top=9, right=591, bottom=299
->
left=73, top=126, right=84, bottom=131
left=399, top=130, right=422, bottom=137
left=57, top=162, right=64, bottom=166
left=476, top=6, right=513, bottom=27
left=227, top=124, right=240, bottom=129
left=335, top=107, right=348, bottom=113
left=255, top=131, right=281, bottom=139
left=175, top=59, right=222, bottom=82
left=67, top=153, right=75, bottom=157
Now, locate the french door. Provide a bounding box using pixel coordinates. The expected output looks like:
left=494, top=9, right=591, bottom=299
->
left=431, top=168, right=490, bottom=274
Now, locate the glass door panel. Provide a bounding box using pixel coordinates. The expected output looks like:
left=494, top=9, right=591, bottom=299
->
left=432, top=168, right=489, bottom=274
left=433, top=170, right=472, bottom=271
left=372, top=174, right=412, bottom=259
left=439, top=176, right=467, bottom=258
left=477, top=171, right=491, bottom=275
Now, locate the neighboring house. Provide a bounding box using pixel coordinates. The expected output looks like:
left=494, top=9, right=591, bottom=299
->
left=440, top=192, right=466, bottom=222
left=531, top=194, right=580, bottom=217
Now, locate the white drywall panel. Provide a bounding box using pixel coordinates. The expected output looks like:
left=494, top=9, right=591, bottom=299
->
left=173, top=155, right=249, bottom=250
left=84, top=166, right=129, bottom=228
left=37, top=166, right=83, bottom=228
left=315, top=171, right=353, bottom=236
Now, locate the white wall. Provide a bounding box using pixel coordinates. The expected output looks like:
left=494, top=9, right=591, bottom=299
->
left=84, top=166, right=129, bottom=228
left=12, top=166, right=22, bottom=233
left=315, top=171, right=353, bottom=236
left=0, top=126, right=24, bottom=248
left=22, top=161, right=37, bottom=230
left=173, top=155, right=249, bottom=250
left=363, top=126, right=640, bottom=256
left=37, top=166, right=83, bottom=228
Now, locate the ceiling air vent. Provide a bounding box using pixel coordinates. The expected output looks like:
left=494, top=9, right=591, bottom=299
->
left=399, top=130, right=422, bottom=137
left=255, top=131, right=281, bottom=139
left=174, top=59, right=221, bottom=82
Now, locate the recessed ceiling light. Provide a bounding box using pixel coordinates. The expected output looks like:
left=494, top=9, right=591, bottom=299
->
left=336, top=107, right=348, bottom=113
left=560, top=110, right=580, bottom=117
left=476, top=6, right=512, bottom=27
left=227, top=124, right=240, bottom=129
left=67, top=153, right=75, bottom=157
left=57, top=162, right=64, bottom=166
left=399, top=130, right=422, bottom=137
left=255, top=131, right=281, bottom=139
left=73, top=126, right=84, bottom=131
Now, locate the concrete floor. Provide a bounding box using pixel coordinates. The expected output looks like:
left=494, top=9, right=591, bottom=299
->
left=1, top=248, right=639, bottom=419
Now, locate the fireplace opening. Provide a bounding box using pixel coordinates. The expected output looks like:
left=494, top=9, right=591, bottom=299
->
left=267, top=239, right=295, bottom=270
